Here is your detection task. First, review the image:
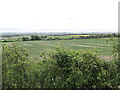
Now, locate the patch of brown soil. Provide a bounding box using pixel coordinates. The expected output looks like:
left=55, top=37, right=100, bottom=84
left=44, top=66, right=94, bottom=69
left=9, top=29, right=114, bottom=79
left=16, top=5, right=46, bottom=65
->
left=23, top=43, right=33, bottom=46
left=70, top=44, right=101, bottom=48
left=37, top=43, right=53, bottom=46
left=29, top=41, right=49, bottom=43
left=86, top=43, right=110, bottom=46
left=45, top=44, right=53, bottom=46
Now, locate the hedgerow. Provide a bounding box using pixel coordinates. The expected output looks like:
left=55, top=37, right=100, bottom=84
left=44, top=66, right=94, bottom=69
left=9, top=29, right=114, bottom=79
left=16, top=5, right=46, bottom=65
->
left=2, top=43, right=119, bottom=88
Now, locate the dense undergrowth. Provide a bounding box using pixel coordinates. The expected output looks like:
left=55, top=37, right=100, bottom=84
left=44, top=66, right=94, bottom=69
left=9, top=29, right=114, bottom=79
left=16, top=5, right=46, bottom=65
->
left=2, top=41, right=120, bottom=88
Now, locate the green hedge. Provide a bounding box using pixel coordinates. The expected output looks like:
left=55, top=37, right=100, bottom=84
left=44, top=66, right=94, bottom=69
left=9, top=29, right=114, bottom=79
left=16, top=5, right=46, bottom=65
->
left=2, top=43, right=119, bottom=88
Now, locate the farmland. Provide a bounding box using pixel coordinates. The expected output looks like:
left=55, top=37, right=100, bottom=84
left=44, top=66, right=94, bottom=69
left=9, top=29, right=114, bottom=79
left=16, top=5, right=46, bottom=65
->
left=10, top=38, right=115, bottom=61
left=47, top=35, right=92, bottom=39
left=1, top=34, right=94, bottom=42
left=1, top=33, right=118, bottom=60
left=2, top=32, right=119, bottom=88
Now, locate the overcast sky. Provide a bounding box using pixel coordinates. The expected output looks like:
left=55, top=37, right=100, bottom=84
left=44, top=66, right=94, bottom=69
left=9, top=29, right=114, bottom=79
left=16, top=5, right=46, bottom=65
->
left=0, top=0, right=119, bottom=32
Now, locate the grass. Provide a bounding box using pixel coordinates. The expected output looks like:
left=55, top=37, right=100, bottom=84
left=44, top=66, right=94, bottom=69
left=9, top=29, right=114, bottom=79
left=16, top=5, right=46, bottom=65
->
left=47, top=36, right=73, bottom=39
left=70, top=35, right=90, bottom=36
left=12, top=38, right=113, bottom=60
left=3, top=38, right=116, bottom=60
left=1, top=39, right=17, bottom=42
left=47, top=35, right=94, bottom=39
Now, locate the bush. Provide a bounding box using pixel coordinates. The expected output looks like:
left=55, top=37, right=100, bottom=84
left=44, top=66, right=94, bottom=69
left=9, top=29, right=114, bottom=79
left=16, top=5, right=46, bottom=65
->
left=35, top=44, right=119, bottom=88
left=2, top=43, right=32, bottom=88
left=22, top=37, right=30, bottom=41
left=31, top=35, right=41, bottom=40
left=2, top=43, right=119, bottom=88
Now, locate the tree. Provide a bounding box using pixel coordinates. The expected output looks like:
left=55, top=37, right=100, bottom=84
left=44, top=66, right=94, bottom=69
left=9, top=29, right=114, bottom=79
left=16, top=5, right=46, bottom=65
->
left=31, top=35, right=41, bottom=40
left=22, top=37, right=30, bottom=41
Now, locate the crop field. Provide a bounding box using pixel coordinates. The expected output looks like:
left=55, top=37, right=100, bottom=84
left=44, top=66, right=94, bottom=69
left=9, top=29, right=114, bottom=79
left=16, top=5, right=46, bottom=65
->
left=47, top=35, right=96, bottom=39
left=13, top=38, right=115, bottom=60
left=1, top=34, right=96, bottom=42
left=69, top=35, right=90, bottom=36
left=47, top=36, right=73, bottom=39
left=2, top=35, right=119, bottom=88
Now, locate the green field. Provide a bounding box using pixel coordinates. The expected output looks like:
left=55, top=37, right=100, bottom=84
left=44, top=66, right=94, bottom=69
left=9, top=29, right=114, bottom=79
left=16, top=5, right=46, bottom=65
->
left=47, top=35, right=91, bottom=39
left=1, top=34, right=95, bottom=42
left=11, top=38, right=115, bottom=60
left=2, top=37, right=119, bottom=88
left=48, top=36, right=73, bottom=39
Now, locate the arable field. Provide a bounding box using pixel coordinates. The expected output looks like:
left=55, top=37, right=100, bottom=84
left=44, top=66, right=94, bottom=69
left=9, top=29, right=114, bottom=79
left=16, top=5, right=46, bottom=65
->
left=2, top=37, right=119, bottom=88
left=15, top=38, right=115, bottom=60
left=1, top=34, right=95, bottom=42
left=47, top=35, right=92, bottom=39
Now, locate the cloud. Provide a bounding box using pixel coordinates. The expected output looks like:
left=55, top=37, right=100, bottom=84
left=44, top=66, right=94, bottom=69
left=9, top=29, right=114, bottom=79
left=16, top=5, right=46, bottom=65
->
left=0, top=0, right=118, bottom=32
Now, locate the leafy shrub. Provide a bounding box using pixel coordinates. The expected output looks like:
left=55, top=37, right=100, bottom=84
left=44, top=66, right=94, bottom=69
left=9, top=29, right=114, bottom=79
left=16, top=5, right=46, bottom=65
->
left=110, top=38, right=120, bottom=87
left=31, top=35, right=41, bottom=40
left=2, top=43, right=119, bottom=88
left=22, top=37, right=30, bottom=41
left=35, top=44, right=119, bottom=88
left=2, top=43, right=31, bottom=88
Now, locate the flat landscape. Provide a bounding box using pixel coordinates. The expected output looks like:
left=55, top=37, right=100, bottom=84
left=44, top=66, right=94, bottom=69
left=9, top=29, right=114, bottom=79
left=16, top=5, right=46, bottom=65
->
left=2, top=32, right=119, bottom=88
left=1, top=0, right=119, bottom=88
left=2, top=32, right=118, bottom=61
left=17, top=38, right=114, bottom=60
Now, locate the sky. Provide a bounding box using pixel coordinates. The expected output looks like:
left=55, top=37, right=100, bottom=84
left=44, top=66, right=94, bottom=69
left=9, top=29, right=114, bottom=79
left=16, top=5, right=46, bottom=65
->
left=0, top=0, right=119, bottom=32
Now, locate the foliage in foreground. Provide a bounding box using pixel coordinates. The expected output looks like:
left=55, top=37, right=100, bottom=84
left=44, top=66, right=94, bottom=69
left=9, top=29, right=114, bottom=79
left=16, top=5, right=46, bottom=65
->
left=2, top=43, right=31, bottom=88
left=2, top=43, right=119, bottom=88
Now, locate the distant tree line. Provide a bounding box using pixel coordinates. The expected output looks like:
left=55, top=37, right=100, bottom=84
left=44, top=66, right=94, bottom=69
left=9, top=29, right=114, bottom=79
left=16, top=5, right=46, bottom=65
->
left=22, top=33, right=120, bottom=41
left=1, top=33, right=120, bottom=42
left=22, top=35, right=48, bottom=41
